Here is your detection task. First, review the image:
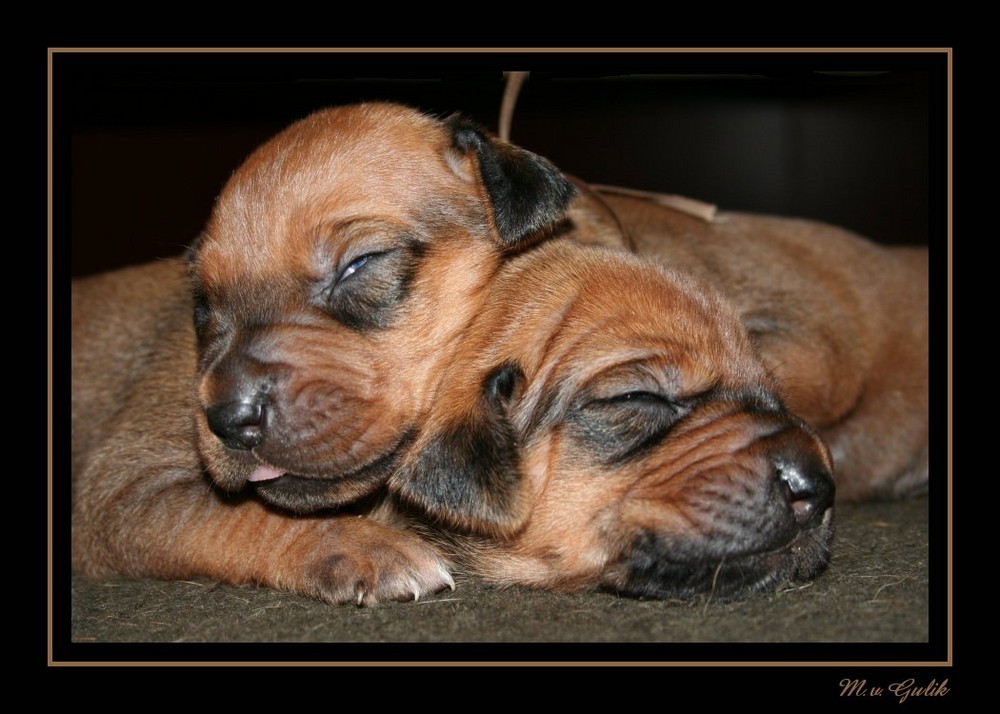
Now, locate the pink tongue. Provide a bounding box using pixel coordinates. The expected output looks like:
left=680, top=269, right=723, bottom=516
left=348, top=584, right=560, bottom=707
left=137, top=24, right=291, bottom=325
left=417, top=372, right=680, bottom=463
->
left=248, top=464, right=286, bottom=483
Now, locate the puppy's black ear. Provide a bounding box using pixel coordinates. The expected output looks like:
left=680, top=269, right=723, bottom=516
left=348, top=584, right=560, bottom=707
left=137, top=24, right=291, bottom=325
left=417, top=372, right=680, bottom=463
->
left=390, top=363, right=529, bottom=537
left=448, top=117, right=577, bottom=246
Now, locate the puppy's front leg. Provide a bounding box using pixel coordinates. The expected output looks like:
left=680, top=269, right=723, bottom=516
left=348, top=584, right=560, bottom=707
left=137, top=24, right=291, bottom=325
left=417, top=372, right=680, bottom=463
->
left=72, top=438, right=453, bottom=606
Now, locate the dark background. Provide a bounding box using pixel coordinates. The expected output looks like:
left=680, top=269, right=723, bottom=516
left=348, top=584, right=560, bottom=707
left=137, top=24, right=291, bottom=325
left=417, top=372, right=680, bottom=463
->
left=54, top=51, right=946, bottom=280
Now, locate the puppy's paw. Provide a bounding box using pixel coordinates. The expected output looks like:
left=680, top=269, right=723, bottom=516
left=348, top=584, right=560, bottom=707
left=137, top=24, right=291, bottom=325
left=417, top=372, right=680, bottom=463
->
left=306, top=529, right=455, bottom=606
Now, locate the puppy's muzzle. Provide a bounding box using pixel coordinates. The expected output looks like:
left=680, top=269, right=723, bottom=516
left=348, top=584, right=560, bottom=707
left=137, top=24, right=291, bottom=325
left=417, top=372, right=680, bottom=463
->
left=604, top=404, right=836, bottom=602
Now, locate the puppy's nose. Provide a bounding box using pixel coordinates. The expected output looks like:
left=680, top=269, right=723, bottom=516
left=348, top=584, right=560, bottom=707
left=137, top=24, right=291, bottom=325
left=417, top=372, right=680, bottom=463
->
left=774, top=448, right=835, bottom=528
left=205, top=399, right=267, bottom=450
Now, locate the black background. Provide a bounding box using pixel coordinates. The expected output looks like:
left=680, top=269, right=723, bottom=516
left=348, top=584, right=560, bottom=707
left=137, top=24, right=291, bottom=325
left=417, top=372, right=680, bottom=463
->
left=54, top=50, right=945, bottom=280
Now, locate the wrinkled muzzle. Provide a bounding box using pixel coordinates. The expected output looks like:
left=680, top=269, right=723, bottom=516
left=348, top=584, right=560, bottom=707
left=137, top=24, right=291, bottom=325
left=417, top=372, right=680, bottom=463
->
left=602, top=402, right=836, bottom=601
left=195, top=329, right=410, bottom=513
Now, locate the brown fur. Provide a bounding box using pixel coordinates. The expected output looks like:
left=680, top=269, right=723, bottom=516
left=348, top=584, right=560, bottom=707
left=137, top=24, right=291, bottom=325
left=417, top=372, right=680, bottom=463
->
left=388, top=185, right=927, bottom=600
left=592, top=193, right=929, bottom=502
left=71, top=102, right=576, bottom=605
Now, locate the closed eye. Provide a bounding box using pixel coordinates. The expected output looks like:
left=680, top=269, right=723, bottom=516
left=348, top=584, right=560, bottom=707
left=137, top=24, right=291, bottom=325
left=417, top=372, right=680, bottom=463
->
left=590, top=391, right=676, bottom=408
left=570, top=390, right=689, bottom=465
left=323, top=242, right=423, bottom=330
left=337, top=252, right=380, bottom=284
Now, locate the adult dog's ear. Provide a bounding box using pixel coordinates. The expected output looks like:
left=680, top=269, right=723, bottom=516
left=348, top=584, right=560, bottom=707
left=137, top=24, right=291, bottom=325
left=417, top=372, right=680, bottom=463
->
left=390, top=363, right=530, bottom=537
left=448, top=117, right=577, bottom=246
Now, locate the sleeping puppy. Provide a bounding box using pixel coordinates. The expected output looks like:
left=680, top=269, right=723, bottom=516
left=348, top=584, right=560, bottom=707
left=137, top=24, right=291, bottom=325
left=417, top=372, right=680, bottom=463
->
left=71, top=102, right=578, bottom=605
left=389, top=200, right=928, bottom=600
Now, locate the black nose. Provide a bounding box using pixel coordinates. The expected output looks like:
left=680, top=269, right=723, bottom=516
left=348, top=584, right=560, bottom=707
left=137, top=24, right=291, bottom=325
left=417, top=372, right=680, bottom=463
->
left=775, top=452, right=835, bottom=528
left=205, top=399, right=267, bottom=450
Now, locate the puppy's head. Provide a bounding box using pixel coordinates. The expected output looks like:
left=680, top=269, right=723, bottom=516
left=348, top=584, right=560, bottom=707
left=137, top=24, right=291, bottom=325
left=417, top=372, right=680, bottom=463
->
left=391, top=240, right=835, bottom=601
left=187, top=103, right=576, bottom=513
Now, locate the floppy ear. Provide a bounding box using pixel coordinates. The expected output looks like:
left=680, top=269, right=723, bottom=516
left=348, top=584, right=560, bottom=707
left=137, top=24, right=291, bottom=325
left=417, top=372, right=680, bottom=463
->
left=448, top=117, right=577, bottom=246
left=389, top=363, right=530, bottom=537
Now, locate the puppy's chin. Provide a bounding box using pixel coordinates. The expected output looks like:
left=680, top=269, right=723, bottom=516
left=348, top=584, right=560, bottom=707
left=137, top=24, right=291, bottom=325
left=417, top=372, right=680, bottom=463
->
left=200, top=431, right=413, bottom=513
left=601, top=507, right=834, bottom=602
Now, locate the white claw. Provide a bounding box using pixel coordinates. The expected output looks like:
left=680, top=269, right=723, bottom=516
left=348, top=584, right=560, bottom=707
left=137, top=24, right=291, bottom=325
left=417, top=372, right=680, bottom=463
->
left=356, top=588, right=365, bottom=606
left=442, top=568, right=456, bottom=591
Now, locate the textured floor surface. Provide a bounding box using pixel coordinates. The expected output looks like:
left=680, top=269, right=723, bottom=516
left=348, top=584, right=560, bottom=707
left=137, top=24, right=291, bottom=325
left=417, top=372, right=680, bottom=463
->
left=53, top=494, right=948, bottom=668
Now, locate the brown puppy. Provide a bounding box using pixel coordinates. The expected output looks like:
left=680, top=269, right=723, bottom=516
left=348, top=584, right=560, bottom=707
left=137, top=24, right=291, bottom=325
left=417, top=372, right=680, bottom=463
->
left=71, top=103, right=577, bottom=605
left=389, top=198, right=927, bottom=600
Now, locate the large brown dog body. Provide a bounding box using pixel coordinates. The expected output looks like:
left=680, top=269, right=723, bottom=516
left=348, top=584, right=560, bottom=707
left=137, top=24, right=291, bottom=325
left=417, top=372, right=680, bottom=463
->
left=71, top=102, right=928, bottom=605
left=71, top=103, right=577, bottom=604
